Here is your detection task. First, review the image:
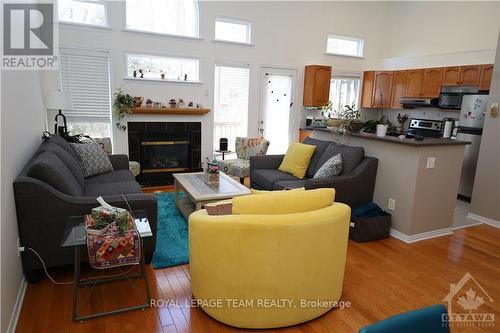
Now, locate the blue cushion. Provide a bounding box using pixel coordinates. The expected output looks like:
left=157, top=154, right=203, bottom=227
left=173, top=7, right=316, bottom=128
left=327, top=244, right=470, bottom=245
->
left=359, top=304, right=449, bottom=333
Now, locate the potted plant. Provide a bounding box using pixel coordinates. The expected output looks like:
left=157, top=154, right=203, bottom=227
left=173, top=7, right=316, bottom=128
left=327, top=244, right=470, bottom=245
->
left=160, top=70, right=165, bottom=80
left=322, top=101, right=342, bottom=127
left=113, top=87, right=135, bottom=131
left=363, top=115, right=391, bottom=135
left=339, top=102, right=365, bottom=132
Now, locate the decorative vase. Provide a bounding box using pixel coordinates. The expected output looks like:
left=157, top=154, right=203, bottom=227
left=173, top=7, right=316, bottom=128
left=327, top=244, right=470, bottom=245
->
left=133, top=96, right=143, bottom=107
left=376, top=124, right=388, bottom=137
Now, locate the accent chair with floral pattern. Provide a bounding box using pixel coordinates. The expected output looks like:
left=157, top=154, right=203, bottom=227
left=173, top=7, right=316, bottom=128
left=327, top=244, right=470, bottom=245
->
left=219, top=137, right=270, bottom=184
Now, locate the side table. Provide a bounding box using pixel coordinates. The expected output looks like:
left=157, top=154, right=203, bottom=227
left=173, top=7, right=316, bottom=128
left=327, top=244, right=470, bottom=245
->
left=61, top=211, right=152, bottom=321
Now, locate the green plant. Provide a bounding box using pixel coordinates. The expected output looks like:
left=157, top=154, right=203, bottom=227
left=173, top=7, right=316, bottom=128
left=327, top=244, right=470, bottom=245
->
left=321, top=101, right=335, bottom=119
left=338, top=102, right=362, bottom=130
left=113, top=87, right=135, bottom=131
left=363, top=115, right=391, bottom=131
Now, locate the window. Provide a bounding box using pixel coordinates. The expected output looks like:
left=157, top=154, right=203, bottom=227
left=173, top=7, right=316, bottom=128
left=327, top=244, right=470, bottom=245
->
left=215, top=18, right=252, bottom=44
left=57, top=0, right=108, bottom=27
left=127, top=54, right=200, bottom=82
left=60, top=48, right=112, bottom=137
left=329, top=76, right=360, bottom=115
left=326, top=34, right=364, bottom=57
left=213, top=65, right=250, bottom=151
left=125, top=0, right=199, bottom=38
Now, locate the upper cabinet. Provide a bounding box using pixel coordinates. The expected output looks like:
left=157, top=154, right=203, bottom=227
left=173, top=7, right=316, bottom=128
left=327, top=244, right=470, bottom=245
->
left=303, top=65, right=332, bottom=107
left=479, top=64, right=494, bottom=90
left=360, top=71, right=393, bottom=108
left=361, top=63, right=493, bottom=110
left=405, top=68, right=442, bottom=97
left=422, top=68, right=443, bottom=97
left=458, top=65, right=481, bottom=85
left=390, top=71, right=408, bottom=109
left=405, top=69, right=425, bottom=97
left=442, top=66, right=460, bottom=86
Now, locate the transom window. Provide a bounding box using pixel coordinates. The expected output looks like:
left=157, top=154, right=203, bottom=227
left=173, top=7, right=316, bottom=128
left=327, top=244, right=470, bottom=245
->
left=329, top=76, right=360, bottom=115
left=215, top=18, right=252, bottom=44
left=127, top=54, right=200, bottom=82
left=326, top=34, right=364, bottom=57
left=125, top=0, right=199, bottom=38
left=57, top=0, right=108, bottom=27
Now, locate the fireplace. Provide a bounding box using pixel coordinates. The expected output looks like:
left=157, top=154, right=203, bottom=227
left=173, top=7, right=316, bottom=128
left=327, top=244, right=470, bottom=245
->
left=128, top=122, right=202, bottom=185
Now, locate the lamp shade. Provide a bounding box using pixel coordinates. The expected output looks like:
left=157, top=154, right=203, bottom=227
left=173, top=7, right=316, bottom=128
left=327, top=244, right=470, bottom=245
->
left=45, top=90, right=72, bottom=111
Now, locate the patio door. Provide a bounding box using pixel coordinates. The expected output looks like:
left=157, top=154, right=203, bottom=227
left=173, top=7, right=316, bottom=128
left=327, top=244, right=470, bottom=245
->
left=259, top=67, right=297, bottom=154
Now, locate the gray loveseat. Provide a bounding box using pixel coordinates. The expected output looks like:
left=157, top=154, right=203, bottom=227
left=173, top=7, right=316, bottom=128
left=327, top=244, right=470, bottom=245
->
left=250, top=137, right=378, bottom=208
left=14, top=135, right=157, bottom=283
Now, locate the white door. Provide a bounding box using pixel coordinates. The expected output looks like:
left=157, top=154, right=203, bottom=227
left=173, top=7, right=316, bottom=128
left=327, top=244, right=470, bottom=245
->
left=259, top=67, right=297, bottom=154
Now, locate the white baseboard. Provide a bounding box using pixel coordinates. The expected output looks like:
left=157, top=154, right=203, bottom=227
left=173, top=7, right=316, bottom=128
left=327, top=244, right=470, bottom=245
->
left=467, top=213, right=500, bottom=228
left=7, top=277, right=27, bottom=333
left=390, top=227, right=453, bottom=243
left=452, top=221, right=483, bottom=231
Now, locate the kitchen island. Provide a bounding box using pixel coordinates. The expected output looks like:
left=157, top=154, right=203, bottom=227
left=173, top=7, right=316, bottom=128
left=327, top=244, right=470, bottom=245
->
left=307, top=128, right=469, bottom=242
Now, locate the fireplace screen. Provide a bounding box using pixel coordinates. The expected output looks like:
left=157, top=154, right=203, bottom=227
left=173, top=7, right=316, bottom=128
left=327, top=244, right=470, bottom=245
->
left=141, top=139, right=190, bottom=173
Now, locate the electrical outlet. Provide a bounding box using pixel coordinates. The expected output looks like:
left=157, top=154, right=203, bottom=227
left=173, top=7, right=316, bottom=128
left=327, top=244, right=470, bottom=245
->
left=17, top=238, right=24, bottom=256
left=388, top=198, right=396, bottom=211
left=426, top=157, right=436, bottom=169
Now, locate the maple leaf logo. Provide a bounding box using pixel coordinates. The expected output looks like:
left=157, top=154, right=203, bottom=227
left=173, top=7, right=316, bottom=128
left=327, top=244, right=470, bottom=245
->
left=457, top=288, right=485, bottom=313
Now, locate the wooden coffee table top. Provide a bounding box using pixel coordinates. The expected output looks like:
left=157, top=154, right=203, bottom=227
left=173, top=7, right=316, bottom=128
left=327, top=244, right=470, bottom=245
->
left=173, top=172, right=251, bottom=202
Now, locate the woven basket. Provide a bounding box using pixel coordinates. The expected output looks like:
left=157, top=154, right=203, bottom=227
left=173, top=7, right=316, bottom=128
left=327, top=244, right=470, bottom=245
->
left=349, top=212, right=391, bottom=242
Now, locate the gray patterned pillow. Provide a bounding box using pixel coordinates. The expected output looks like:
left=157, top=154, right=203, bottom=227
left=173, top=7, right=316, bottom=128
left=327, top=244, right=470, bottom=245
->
left=313, top=153, right=343, bottom=179
left=70, top=140, right=113, bottom=177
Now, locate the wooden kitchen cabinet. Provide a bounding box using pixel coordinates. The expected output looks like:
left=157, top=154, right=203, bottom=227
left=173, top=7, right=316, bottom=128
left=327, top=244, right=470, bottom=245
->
left=405, top=69, right=425, bottom=97
left=442, top=66, right=460, bottom=86
left=372, top=71, right=393, bottom=108
left=479, top=64, right=494, bottom=90
left=422, top=67, right=443, bottom=97
left=303, top=65, right=332, bottom=107
left=459, top=65, right=481, bottom=85
left=361, top=71, right=393, bottom=108
left=361, top=71, right=375, bottom=108
left=390, top=71, right=407, bottom=109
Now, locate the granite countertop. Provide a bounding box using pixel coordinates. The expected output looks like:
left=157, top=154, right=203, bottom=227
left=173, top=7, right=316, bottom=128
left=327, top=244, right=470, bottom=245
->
left=300, top=127, right=471, bottom=146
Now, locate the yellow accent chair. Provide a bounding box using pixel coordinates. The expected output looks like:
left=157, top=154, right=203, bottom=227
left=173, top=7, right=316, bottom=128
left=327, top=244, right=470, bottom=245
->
left=188, top=189, right=351, bottom=329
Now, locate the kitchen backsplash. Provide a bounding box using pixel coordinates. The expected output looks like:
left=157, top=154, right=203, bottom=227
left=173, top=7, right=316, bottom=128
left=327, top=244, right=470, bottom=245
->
left=365, top=108, right=460, bottom=131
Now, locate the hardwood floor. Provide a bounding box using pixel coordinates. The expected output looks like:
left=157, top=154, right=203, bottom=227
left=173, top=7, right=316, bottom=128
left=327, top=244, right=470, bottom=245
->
left=16, top=225, right=500, bottom=333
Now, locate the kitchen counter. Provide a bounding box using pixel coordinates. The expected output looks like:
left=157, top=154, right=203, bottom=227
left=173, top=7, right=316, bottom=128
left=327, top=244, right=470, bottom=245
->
left=309, top=128, right=466, bottom=242
left=300, top=127, right=470, bottom=146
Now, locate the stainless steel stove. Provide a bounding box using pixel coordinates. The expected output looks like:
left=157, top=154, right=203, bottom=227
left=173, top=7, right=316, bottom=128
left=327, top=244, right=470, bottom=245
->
left=406, top=118, right=444, bottom=138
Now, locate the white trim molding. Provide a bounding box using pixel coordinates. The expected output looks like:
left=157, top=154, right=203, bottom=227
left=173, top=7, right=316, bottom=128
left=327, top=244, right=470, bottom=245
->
left=467, top=213, right=500, bottom=228
left=390, top=227, right=453, bottom=243
left=7, top=278, right=27, bottom=333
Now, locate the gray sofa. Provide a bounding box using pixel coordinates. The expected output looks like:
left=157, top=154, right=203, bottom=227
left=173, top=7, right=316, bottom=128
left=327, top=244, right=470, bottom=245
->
left=13, top=135, right=157, bottom=283
left=250, top=137, right=378, bottom=208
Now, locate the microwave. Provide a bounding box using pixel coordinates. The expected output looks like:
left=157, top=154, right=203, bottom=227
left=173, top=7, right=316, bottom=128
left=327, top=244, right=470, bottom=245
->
left=438, top=86, right=479, bottom=110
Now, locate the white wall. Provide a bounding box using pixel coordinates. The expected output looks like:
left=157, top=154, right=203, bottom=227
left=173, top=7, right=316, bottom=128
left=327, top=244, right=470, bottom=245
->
left=1, top=70, right=46, bottom=332
left=380, top=1, right=500, bottom=69
left=49, top=1, right=388, bottom=158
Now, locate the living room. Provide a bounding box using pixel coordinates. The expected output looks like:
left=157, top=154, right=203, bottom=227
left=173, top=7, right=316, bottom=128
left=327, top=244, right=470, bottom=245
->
left=1, top=1, right=500, bottom=332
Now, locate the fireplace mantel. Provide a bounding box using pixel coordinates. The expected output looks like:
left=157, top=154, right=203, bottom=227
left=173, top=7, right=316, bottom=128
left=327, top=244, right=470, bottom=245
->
left=132, top=107, right=210, bottom=115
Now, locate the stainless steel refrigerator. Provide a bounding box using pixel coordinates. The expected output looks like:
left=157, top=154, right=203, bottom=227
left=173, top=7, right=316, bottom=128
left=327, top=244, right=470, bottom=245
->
left=456, top=94, right=489, bottom=199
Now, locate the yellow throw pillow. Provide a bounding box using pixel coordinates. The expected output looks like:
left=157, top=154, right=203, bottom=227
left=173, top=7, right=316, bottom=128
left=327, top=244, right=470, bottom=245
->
left=232, top=188, right=335, bottom=215
left=250, top=187, right=305, bottom=194
left=278, top=143, right=316, bottom=179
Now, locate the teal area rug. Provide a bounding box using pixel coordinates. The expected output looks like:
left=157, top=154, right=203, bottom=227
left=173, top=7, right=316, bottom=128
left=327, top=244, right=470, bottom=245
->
left=152, top=192, right=189, bottom=269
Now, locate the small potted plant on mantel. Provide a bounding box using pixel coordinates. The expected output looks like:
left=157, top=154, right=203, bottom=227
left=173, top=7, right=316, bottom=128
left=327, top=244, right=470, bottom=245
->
left=113, top=87, right=135, bottom=131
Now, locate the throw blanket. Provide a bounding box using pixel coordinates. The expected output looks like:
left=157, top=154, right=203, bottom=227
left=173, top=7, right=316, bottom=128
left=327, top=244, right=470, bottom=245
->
left=85, top=215, right=141, bottom=269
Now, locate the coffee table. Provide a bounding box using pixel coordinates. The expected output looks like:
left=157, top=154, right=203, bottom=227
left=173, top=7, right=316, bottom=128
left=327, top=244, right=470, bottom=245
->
left=173, top=172, right=251, bottom=219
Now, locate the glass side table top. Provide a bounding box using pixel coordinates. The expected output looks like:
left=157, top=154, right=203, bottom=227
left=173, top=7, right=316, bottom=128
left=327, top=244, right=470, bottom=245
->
left=61, top=211, right=151, bottom=248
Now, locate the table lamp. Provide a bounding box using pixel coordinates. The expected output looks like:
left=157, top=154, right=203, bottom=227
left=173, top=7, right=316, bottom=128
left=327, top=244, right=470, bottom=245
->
left=45, top=90, right=72, bottom=136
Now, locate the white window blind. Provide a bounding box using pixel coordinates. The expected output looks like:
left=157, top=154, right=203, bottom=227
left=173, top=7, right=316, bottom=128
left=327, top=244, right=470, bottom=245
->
left=329, top=76, right=360, bottom=114
left=213, top=65, right=250, bottom=151
left=60, top=48, right=111, bottom=121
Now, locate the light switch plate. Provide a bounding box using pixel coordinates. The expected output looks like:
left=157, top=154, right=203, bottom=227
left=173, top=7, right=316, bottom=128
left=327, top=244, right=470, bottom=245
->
left=426, top=157, right=436, bottom=169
